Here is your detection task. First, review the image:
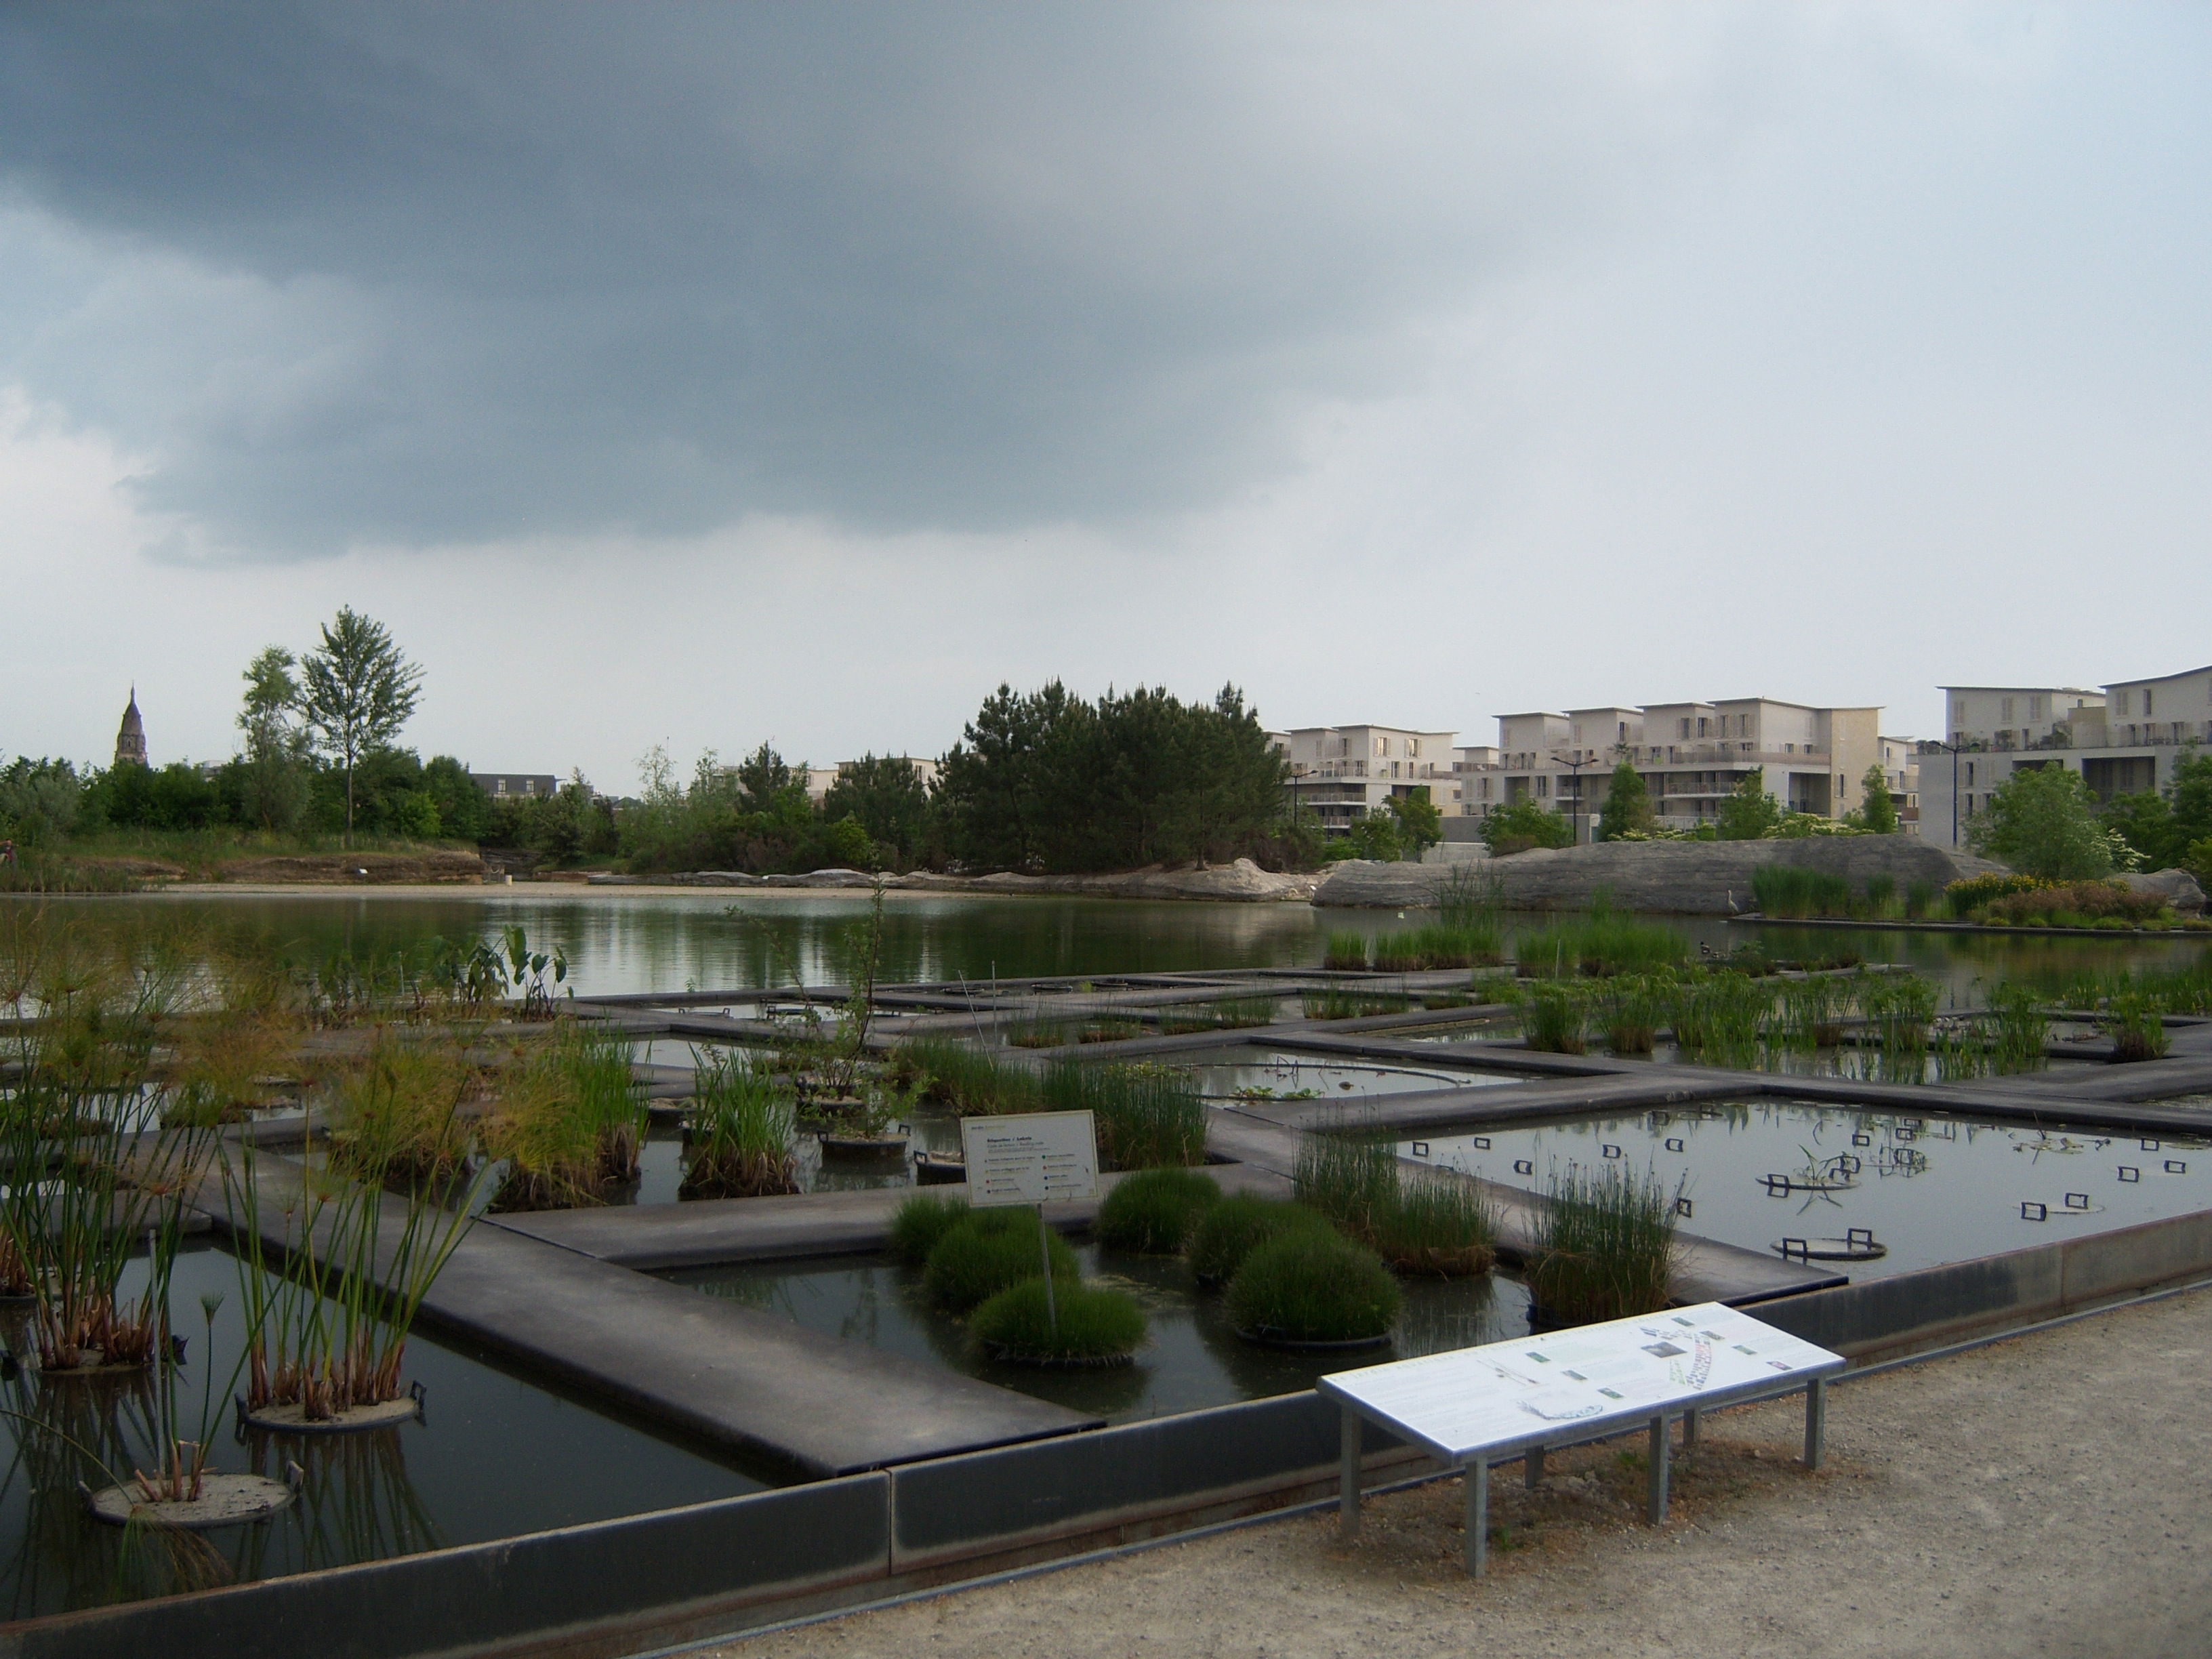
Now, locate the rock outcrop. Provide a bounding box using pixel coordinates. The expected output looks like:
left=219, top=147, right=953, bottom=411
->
left=2119, top=868, right=2209, bottom=915
left=1313, top=836, right=2007, bottom=915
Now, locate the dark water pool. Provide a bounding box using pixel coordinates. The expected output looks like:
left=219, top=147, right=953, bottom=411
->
left=1401, top=1101, right=2212, bottom=1279
left=0, top=1241, right=775, bottom=1618
left=665, top=1242, right=1528, bottom=1424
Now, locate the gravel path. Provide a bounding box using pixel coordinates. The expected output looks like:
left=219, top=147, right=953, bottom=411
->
left=714, top=1290, right=2212, bottom=1659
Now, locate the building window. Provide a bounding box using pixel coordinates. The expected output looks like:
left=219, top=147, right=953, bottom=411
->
left=2028, top=695, right=2045, bottom=720
left=1679, top=718, right=1691, bottom=739
left=1966, top=762, right=1975, bottom=787
left=2145, top=689, right=2155, bottom=717
left=1953, top=698, right=1967, bottom=724
left=1696, top=717, right=1708, bottom=737
left=1408, top=738, right=1421, bottom=758
left=2001, top=696, right=2015, bottom=722
left=2117, top=691, right=2131, bottom=716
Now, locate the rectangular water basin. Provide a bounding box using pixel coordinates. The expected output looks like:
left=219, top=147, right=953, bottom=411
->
left=0, top=1240, right=779, bottom=1618
left=1401, top=1101, right=2212, bottom=1281
left=1172, top=1048, right=1516, bottom=1104
left=665, top=1242, right=1528, bottom=1425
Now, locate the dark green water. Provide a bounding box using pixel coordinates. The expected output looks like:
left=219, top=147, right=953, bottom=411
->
left=19, top=891, right=2209, bottom=1000
left=0, top=1241, right=772, bottom=1618
left=665, top=1242, right=1530, bottom=1425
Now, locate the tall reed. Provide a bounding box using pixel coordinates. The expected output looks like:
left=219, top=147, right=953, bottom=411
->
left=680, top=1047, right=798, bottom=1199
left=1527, top=1163, right=1679, bottom=1325
left=894, top=1037, right=1044, bottom=1115
left=1041, top=1061, right=1206, bottom=1169
left=1515, top=981, right=1591, bottom=1054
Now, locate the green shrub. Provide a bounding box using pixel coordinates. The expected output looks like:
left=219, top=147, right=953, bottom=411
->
left=1225, top=1230, right=1400, bottom=1344
left=2106, top=992, right=2171, bottom=1062
left=1041, top=1060, right=1207, bottom=1170
left=1293, top=1132, right=1397, bottom=1236
left=888, top=1192, right=970, bottom=1265
left=1187, top=1194, right=1332, bottom=1286
left=1096, top=1167, right=1221, bottom=1254
left=922, top=1209, right=1078, bottom=1312
left=1944, top=872, right=2049, bottom=919
left=1512, top=903, right=1686, bottom=978
left=969, top=1277, right=1147, bottom=1364
left=1528, top=1164, right=1677, bottom=1325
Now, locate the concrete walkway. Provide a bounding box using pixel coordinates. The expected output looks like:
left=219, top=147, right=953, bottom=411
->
left=718, top=1286, right=2212, bottom=1659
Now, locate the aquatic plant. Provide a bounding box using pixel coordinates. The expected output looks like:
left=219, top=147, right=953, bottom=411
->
left=1749, top=865, right=1856, bottom=920
left=1986, top=982, right=2049, bottom=1073
left=483, top=1022, right=646, bottom=1210
left=969, top=1277, right=1147, bottom=1364
left=888, top=1192, right=970, bottom=1265
left=2104, top=992, right=2171, bottom=1062
left=1094, top=1167, right=1221, bottom=1254
left=921, top=1209, right=1078, bottom=1313
left=1186, top=1193, right=1332, bottom=1286
left=1860, top=972, right=1939, bottom=1078
left=1322, top=932, right=1371, bottom=972
left=329, top=1032, right=476, bottom=1185
left=1512, top=901, right=1687, bottom=979
left=893, top=1036, right=1044, bottom=1115
left=1671, top=971, right=1772, bottom=1063
left=680, top=1047, right=798, bottom=1199
left=1599, top=972, right=1677, bottom=1056
left=1158, top=995, right=1276, bottom=1036
left=1369, top=1168, right=1498, bottom=1277
left=1041, top=1060, right=1206, bottom=1170
left=1774, top=975, right=1849, bottom=1052
left=1225, top=1230, right=1400, bottom=1345
left=1295, top=1131, right=1494, bottom=1276
left=227, top=1138, right=485, bottom=1418
left=1300, top=987, right=1412, bottom=1021
left=1515, top=980, right=1591, bottom=1054
left=1527, top=1163, right=1679, bottom=1326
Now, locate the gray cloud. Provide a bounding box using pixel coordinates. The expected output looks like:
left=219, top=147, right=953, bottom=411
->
left=0, top=2, right=1727, bottom=555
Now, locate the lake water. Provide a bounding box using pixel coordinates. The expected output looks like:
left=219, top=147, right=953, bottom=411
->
left=20, top=889, right=2209, bottom=1002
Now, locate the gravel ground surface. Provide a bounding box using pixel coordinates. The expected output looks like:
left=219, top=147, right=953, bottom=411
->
left=714, top=1290, right=2212, bottom=1659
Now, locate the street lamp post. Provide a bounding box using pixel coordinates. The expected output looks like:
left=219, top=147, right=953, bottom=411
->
left=1549, top=752, right=1596, bottom=845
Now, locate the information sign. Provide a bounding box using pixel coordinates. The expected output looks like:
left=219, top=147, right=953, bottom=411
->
left=958, top=1111, right=1099, bottom=1207
left=1322, top=1301, right=1838, bottom=1462
left=1322, top=1302, right=1843, bottom=1576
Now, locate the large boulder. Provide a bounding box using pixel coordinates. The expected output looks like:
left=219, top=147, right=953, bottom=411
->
left=1313, top=836, right=2007, bottom=915
left=2118, top=869, right=2207, bottom=915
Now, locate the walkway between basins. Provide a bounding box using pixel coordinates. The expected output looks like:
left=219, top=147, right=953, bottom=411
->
left=716, top=1282, right=2212, bottom=1659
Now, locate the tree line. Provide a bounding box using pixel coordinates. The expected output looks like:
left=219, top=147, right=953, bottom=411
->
left=3, top=626, right=1317, bottom=876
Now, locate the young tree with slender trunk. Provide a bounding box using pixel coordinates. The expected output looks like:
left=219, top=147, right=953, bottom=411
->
left=298, top=607, right=423, bottom=844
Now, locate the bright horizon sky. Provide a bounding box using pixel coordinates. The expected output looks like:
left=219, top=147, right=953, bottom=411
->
left=3, top=4, right=2207, bottom=789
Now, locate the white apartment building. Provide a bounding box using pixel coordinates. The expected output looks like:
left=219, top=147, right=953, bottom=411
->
left=1451, top=744, right=1501, bottom=816
left=1481, top=699, right=1882, bottom=840
left=1271, top=725, right=1459, bottom=834
left=1878, top=736, right=1921, bottom=834
left=1921, top=670, right=2208, bottom=848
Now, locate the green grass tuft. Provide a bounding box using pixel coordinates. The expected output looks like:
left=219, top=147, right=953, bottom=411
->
left=1096, top=1167, right=1222, bottom=1254
left=1186, top=1193, right=1333, bottom=1286
left=1042, top=1060, right=1207, bottom=1170
left=888, top=1192, right=971, bottom=1265
left=970, top=1277, right=1148, bottom=1364
left=922, top=1209, right=1078, bottom=1312
left=1527, top=1163, right=1678, bottom=1326
left=1225, top=1229, right=1401, bottom=1344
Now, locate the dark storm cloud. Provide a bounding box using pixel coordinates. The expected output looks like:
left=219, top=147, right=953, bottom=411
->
left=0, top=3, right=1675, bottom=554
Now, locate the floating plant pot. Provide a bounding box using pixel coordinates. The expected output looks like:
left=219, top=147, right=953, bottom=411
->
left=86, top=1471, right=297, bottom=1530
left=912, top=1151, right=967, bottom=1185
left=1233, top=1326, right=1391, bottom=1353
left=818, top=1129, right=910, bottom=1163
left=241, top=1383, right=425, bottom=1435
left=1774, top=1229, right=1886, bottom=1263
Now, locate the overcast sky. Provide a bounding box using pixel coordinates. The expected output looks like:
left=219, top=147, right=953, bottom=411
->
left=2, top=3, right=2207, bottom=789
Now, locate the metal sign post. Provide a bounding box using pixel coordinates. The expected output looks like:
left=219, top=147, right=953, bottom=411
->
left=959, top=1110, right=1100, bottom=1339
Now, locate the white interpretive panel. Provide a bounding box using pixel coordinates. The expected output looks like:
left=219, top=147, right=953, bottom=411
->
left=959, top=1111, right=1099, bottom=1208
left=1320, top=1301, right=1842, bottom=1462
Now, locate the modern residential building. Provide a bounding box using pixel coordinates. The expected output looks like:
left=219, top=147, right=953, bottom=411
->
left=1451, top=744, right=1501, bottom=817
left=1481, top=699, right=1881, bottom=840
left=472, top=772, right=560, bottom=800
left=803, top=756, right=943, bottom=806
left=1877, top=735, right=1921, bottom=834
left=1921, top=670, right=2209, bottom=848
left=1271, top=725, right=1459, bottom=834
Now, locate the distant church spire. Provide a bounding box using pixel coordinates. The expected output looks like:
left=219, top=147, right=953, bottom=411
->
left=114, top=687, right=147, bottom=769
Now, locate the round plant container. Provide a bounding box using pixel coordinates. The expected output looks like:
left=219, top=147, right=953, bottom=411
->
left=243, top=1393, right=424, bottom=1435
left=87, top=1474, right=295, bottom=1530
